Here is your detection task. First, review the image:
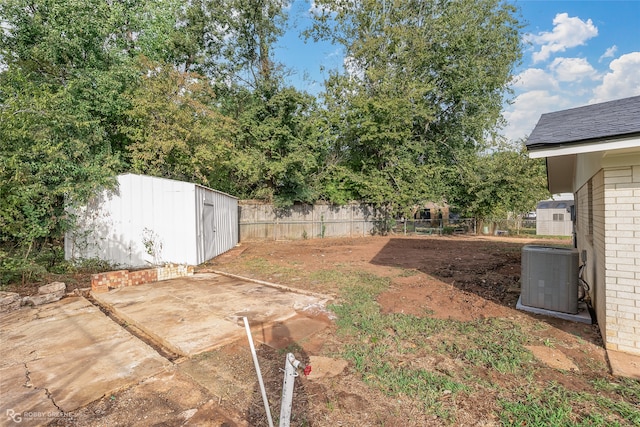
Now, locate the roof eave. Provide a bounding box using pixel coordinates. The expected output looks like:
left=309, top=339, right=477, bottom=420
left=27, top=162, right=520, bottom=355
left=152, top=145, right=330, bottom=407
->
left=528, top=134, right=640, bottom=159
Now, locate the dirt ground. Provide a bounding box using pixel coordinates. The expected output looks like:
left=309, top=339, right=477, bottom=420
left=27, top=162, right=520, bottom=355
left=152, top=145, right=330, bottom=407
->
left=197, top=235, right=612, bottom=426
left=16, top=234, right=637, bottom=426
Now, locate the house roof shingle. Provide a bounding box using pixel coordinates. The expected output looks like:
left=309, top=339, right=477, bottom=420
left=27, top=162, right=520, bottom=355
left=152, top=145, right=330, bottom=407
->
left=526, top=95, right=640, bottom=149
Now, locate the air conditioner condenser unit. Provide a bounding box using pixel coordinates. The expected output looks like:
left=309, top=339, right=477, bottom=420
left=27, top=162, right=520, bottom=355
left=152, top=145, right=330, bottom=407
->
left=520, top=245, right=579, bottom=314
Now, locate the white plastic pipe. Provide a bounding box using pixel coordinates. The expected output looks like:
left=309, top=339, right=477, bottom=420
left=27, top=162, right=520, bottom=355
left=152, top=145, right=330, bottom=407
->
left=243, top=317, right=274, bottom=427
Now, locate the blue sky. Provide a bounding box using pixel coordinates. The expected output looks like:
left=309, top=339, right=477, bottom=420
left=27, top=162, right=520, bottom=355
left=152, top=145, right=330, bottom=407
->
left=275, top=0, right=640, bottom=142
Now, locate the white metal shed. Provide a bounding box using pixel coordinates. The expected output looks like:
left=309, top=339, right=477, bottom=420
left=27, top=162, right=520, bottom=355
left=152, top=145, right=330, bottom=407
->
left=535, top=199, right=574, bottom=237
left=65, top=174, right=238, bottom=267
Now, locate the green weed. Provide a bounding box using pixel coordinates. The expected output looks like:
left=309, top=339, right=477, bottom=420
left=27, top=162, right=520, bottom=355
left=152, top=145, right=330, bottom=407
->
left=591, top=377, right=640, bottom=402
left=331, top=271, right=466, bottom=421
left=452, top=319, right=532, bottom=373
left=593, top=395, right=640, bottom=425
left=501, top=382, right=640, bottom=426
left=499, top=384, right=576, bottom=426
left=398, top=268, right=419, bottom=277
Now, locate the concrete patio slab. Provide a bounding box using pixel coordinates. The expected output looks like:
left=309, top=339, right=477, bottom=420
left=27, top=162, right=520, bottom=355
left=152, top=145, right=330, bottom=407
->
left=516, top=296, right=593, bottom=324
left=92, top=273, right=329, bottom=357
left=0, top=297, right=171, bottom=421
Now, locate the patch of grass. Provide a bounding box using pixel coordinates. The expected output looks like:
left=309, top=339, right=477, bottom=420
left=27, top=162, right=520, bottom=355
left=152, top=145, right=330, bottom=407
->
left=309, top=269, right=348, bottom=286
left=277, top=342, right=304, bottom=357
left=238, top=257, right=299, bottom=280
left=499, top=383, right=577, bottom=426
left=325, top=270, right=392, bottom=341
left=398, top=268, right=420, bottom=277
left=593, top=395, right=640, bottom=425
left=343, top=339, right=466, bottom=422
left=434, top=319, right=533, bottom=374
left=331, top=271, right=467, bottom=421
left=591, top=377, right=640, bottom=403
left=500, top=382, right=640, bottom=426
left=311, top=269, right=388, bottom=292
left=386, top=313, right=448, bottom=342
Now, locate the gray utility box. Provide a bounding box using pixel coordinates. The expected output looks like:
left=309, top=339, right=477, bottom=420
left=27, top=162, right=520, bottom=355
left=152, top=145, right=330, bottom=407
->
left=520, top=245, right=579, bottom=314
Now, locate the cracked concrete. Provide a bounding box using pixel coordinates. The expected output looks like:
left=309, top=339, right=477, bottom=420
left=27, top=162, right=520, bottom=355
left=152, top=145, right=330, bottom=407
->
left=21, top=362, right=61, bottom=412
left=0, top=297, right=171, bottom=425
left=1, top=273, right=331, bottom=426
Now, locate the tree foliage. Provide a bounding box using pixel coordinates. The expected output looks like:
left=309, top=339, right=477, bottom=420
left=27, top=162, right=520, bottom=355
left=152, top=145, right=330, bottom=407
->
left=0, top=0, right=127, bottom=247
left=119, top=60, right=235, bottom=186
left=309, top=0, right=523, bottom=214
left=449, top=143, right=550, bottom=220
left=226, top=85, right=324, bottom=206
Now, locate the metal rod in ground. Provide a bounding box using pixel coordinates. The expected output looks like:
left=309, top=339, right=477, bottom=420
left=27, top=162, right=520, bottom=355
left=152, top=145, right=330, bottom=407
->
left=243, top=317, right=274, bottom=427
left=279, top=353, right=302, bottom=427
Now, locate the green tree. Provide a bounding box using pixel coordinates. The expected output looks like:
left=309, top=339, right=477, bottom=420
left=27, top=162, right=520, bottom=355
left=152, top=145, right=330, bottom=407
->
left=449, top=143, right=550, bottom=221
left=191, top=0, right=326, bottom=206
left=0, top=71, right=119, bottom=282
left=308, top=0, right=523, bottom=214
left=225, top=85, right=323, bottom=206
left=0, top=0, right=143, bottom=282
left=119, top=59, right=236, bottom=186
left=153, top=0, right=290, bottom=87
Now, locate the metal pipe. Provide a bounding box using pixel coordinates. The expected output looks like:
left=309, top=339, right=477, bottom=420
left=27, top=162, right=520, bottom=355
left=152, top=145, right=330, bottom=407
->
left=279, top=353, right=302, bottom=427
left=243, top=317, right=274, bottom=427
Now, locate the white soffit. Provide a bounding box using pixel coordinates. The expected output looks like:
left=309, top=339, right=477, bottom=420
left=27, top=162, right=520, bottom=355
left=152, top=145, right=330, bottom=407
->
left=546, top=155, right=575, bottom=194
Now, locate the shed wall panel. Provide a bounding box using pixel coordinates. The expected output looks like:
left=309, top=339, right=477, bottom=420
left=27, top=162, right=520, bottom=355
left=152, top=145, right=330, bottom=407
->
left=195, top=185, right=238, bottom=264
left=66, top=174, right=236, bottom=267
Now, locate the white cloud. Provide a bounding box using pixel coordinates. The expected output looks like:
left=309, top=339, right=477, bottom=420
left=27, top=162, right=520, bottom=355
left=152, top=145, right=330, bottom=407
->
left=591, top=52, right=640, bottom=103
left=526, top=13, right=598, bottom=63
left=343, top=55, right=364, bottom=80
left=598, top=45, right=618, bottom=63
left=549, top=57, right=597, bottom=82
left=308, top=0, right=339, bottom=16
left=502, top=90, right=572, bottom=141
left=513, top=68, right=558, bottom=91
left=308, top=0, right=323, bottom=15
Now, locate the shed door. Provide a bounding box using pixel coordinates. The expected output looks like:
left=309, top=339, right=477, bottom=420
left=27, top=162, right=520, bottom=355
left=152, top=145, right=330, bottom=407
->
left=203, top=202, right=216, bottom=260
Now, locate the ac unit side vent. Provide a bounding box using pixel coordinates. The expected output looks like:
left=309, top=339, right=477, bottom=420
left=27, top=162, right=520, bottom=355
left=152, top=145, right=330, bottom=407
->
left=521, top=245, right=579, bottom=314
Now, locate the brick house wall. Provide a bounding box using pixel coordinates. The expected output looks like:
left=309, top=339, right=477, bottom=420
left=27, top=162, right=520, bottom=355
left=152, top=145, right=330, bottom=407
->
left=576, top=171, right=605, bottom=342
left=602, top=166, right=640, bottom=354
left=525, top=96, right=640, bottom=357
left=576, top=166, right=640, bottom=355
left=593, top=171, right=606, bottom=348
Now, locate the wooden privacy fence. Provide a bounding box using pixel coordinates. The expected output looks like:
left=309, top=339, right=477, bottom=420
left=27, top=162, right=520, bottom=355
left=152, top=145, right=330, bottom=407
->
left=238, top=201, right=479, bottom=241
left=238, top=202, right=571, bottom=241
left=238, top=201, right=386, bottom=241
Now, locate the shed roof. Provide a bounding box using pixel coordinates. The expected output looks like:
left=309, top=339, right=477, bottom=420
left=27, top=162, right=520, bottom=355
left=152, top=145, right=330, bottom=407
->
left=526, top=95, right=640, bottom=149
left=537, top=200, right=573, bottom=210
